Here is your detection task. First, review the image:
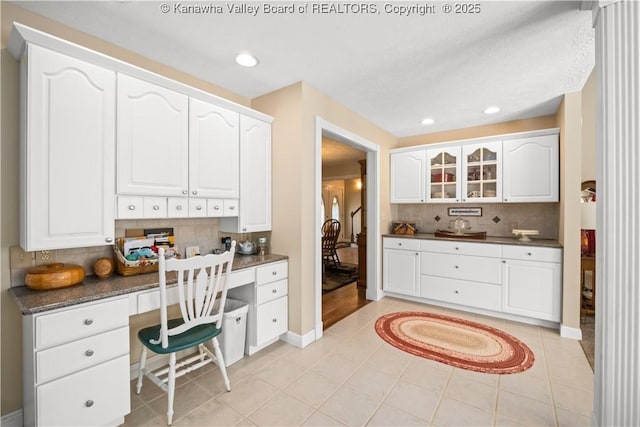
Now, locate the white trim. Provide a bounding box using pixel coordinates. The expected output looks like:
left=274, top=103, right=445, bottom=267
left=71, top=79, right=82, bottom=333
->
left=283, top=329, right=316, bottom=349
left=0, top=410, right=23, bottom=427
left=560, top=324, right=583, bottom=341
left=314, top=117, right=382, bottom=337
left=8, top=22, right=272, bottom=123
left=389, top=127, right=559, bottom=154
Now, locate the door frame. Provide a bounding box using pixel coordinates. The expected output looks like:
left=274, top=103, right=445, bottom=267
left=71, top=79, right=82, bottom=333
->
left=314, top=116, right=381, bottom=339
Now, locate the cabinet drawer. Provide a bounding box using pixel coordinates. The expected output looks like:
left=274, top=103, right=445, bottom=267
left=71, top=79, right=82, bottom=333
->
left=421, top=275, right=501, bottom=311
left=117, top=196, right=143, bottom=219
left=189, top=198, right=207, bottom=217
left=256, top=261, right=288, bottom=285
left=255, top=296, right=288, bottom=345
left=168, top=197, right=188, bottom=217
left=502, top=245, right=562, bottom=263
left=35, top=298, right=128, bottom=349
left=256, top=279, right=288, bottom=305
left=37, top=355, right=130, bottom=427
left=383, top=237, right=420, bottom=251
left=137, top=285, right=180, bottom=313
left=36, top=326, right=129, bottom=384
left=421, top=239, right=502, bottom=257
left=224, top=199, right=239, bottom=216
left=207, top=199, right=225, bottom=217
left=422, top=252, right=502, bottom=284
left=143, top=197, right=167, bottom=218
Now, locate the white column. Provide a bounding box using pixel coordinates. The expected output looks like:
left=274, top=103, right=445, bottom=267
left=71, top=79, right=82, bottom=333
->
left=594, top=1, right=640, bottom=426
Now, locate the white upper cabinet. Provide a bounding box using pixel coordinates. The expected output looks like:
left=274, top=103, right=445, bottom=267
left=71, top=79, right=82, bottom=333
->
left=390, top=150, right=426, bottom=203
left=426, top=147, right=462, bottom=203
left=188, top=98, right=239, bottom=199
left=221, top=116, right=271, bottom=232
left=117, top=74, right=189, bottom=197
left=461, top=141, right=502, bottom=203
left=21, top=44, right=115, bottom=251
left=502, top=134, right=559, bottom=202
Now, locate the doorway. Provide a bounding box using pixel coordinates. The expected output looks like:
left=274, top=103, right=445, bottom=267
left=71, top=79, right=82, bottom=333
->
left=321, top=147, right=367, bottom=329
left=314, top=117, right=381, bottom=338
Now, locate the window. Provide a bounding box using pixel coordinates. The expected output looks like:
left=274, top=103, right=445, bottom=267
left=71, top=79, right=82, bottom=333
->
left=331, top=196, right=340, bottom=221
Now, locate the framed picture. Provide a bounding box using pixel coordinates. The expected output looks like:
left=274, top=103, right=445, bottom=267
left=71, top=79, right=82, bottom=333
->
left=448, top=207, right=482, bottom=217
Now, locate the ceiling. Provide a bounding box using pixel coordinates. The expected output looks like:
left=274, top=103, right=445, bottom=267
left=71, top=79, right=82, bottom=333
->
left=12, top=1, right=594, bottom=137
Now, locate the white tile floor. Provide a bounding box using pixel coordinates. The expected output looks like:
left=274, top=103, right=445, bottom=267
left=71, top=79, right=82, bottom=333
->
left=123, top=297, right=594, bottom=427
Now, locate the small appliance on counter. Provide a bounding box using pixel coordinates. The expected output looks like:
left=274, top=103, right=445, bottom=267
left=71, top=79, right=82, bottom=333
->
left=221, top=236, right=232, bottom=252
left=256, top=237, right=268, bottom=255
left=237, top=240, right=256, bottom=255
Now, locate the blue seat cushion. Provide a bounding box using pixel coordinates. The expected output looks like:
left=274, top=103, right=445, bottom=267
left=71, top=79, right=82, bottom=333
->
left=138, top=318, right=222, bottom=355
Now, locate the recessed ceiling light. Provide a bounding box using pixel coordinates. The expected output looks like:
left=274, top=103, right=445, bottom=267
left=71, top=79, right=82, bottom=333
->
left=235, top=53, right=258, bottom=67
left=420, top=117, right=435, bottom=125
left=483, top=106, right=501, bottom=114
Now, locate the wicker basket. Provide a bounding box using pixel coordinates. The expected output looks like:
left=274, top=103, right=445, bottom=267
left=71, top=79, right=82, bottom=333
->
left=392, top=222, right=417, bottom=235
left=113, top=245, right=159, bottom=277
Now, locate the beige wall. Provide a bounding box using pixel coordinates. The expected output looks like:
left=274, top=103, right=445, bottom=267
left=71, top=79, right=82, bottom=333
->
left=252, top=82, right=396, bottom=336
left=398, top=115, right=558, bottom=147
left=582, top=70, right=596, bottom=182
left=557, top=93, right=583, bottom=331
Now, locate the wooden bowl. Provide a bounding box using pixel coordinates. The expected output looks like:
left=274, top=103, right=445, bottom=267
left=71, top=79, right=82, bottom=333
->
left=93, top=257, right=115, bottom=278
left=25, top=263, right=85, bottom=290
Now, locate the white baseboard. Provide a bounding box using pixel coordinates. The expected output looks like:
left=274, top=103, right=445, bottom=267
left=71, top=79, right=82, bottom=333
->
left=1, top=409, right=23, bottom=427
left=560, top=324, right=583, bottom=340
left=283, top=329, right=316, bottom=349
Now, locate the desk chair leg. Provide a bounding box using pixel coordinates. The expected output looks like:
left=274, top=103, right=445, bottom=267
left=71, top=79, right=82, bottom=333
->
left=136, top=347, right=147, bottom=394
left=212, top=337, right=231, bottom=391
left=167, top=352, right=176, bottom=425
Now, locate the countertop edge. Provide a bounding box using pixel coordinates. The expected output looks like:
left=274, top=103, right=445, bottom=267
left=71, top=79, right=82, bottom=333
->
left=10, top=253, right=288, bottom=315
left=382, top=233, right=562, bottom=248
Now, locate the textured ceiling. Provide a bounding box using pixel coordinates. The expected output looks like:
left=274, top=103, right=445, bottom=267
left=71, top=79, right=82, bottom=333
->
left=12, top=1, right=595, bottom=137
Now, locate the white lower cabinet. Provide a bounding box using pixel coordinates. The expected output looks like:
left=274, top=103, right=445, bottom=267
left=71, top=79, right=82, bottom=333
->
left=501, top=246, right=562, bottom=321
left=383, top=237, right=563, bottom=325
left=228, top=261, right=288, bottom=355
left=24, top=297, right=130, bottom=427
left=382, top=238, right=420, bottom=296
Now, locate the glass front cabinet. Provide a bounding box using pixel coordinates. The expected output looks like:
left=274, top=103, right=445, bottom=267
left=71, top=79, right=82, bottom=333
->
left=461, top=142, right=502, bottom=202
left=426, top=147, right=462, bottom=203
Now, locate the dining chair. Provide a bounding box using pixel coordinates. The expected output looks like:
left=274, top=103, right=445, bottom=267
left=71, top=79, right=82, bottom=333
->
left=322, top=219, right=341, bottom=269
left=136, top=241, right=236, bottom=425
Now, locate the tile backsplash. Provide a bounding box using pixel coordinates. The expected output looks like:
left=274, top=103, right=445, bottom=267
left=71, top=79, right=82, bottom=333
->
left=10, top=218, right=262, bottom=287
left=392, top=203, right=559, bottom=239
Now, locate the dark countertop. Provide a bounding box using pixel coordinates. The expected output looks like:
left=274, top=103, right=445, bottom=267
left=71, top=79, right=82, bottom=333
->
left=383, top=233, right=562, bottom=248
left=10, top=253, right=288, bottom=315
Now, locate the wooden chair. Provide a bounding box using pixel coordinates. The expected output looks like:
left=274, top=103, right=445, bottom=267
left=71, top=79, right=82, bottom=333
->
left=136, top=242, right=236, bottom=425
left=322, top=219, right=341, bottom=269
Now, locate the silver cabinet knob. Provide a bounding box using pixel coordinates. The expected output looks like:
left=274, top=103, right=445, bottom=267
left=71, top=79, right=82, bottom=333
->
left=454, top=265, right=459, bottom=269
left=85, top=400, right=94, bottom=408
left=272, top=271, right=277, bottom=275
left=85, top=349, right=94, bottom=357
left=128, top=205, right=135, bottom=210
left=182, top=190, right=188, bottom=195
left=214, top=206, right=220, bottom=210
left=229, top=206, right=235, bottom=210
left=196, top=205, right=202, bottom=211
left=153, top=205, right=160, bottom=211
left=84, top=319, right=93, bottom=326
left=454, top=290, right=459, bottom=294
left=192, top=190, right=197, bottom=195
left=242, top=227, right=247, bottom=231
left=272, top=318, right=277, bottom=323
left=398, top=242, right=402, bottom=246
left=105, top=237, right=113, bottom=243
left=272, top=289, right=277, bottom=293
left=176, top=205, right=183, bottom=211
left=527, top=252, right=532, bottom=256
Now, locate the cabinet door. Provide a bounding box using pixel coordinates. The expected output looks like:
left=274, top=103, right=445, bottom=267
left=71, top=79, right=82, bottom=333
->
left=461, top=141, right=501, bottom=202
left=426, top=147, right=462, bottom=203
left=189, top=98, right=240, bottom=198
left=502, top=134, right=559, bottom=202
left=238, top=116, right=272, bottom=232
left=390, top=150, right=426, bottom=203
left=383, top=249, right=420, bottom=296
left=117, top=74, right=188, bottom=196
left=502, top=259, right=562, bottom=321
left=24, top=45, right=115, bottom=251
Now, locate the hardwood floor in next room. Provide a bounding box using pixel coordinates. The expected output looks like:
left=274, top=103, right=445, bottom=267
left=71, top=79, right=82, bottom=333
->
left=322, top=246, right=368, bottom=330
